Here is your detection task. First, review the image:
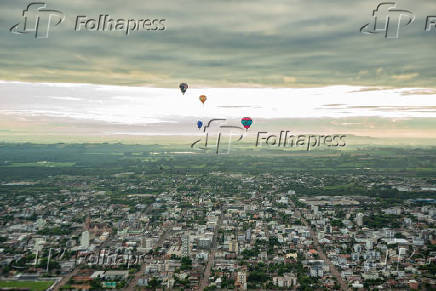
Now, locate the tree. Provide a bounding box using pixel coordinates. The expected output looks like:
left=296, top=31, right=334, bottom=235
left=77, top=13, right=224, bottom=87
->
left=247, top=271, right=269, bottom=283
left=147, top=277, right=161, bottom=289
left=181, top=256, right=192, bottom=270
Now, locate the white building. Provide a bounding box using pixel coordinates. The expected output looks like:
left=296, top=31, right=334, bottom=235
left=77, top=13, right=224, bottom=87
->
left=356, top=213, right=364, bottom=226
left=182, top=234, right=190, bottom=256
left=236, top=271, right=247, bottom=290
left=80, top=231, right=90, bottom=249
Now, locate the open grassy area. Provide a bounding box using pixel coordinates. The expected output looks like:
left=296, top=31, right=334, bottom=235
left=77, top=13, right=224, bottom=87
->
left=0, top=281, right=54, bottom=291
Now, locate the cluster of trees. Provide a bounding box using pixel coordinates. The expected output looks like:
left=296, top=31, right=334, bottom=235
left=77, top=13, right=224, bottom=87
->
left=364, top=214, right=401, bottom=229
left=330, top=219, right=344, bottom=228
left=180, top=257, right=192, bottom=270
left=241, top=247, right=260, bottom=259
left=37, top=226, right=73, bottom=236
left=419, top=262, right=436, bottom=277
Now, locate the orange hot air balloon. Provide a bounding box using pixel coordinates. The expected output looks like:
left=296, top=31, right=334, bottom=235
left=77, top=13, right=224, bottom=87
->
left=199, top=95, right=207, bottom=104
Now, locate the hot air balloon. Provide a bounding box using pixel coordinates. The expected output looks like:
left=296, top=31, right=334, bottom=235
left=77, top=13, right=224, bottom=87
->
left=197, top=120, right=203, bottom=129
left=241, top=117, right=253, bottom=131
left=199, top=95, right=207, bottom=104
left=179, top=83, right=188, bottom=95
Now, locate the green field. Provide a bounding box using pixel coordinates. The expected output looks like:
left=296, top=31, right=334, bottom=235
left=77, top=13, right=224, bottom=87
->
left=0, top=281, right=54, bottom=291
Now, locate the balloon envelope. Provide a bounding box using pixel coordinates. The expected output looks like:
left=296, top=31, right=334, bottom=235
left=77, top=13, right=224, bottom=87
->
left=241, top=117, right=253, bottom=129
left=179, top=83, right=188, bottom=94
left=199, top=95, right=207, bottom=104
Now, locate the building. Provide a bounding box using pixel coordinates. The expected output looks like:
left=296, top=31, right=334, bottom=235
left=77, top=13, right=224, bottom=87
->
left=198, top=236, right=212, bottom=249
left=310, top=265, right=324, bottom=277
left=273, top=273, right=297, bottom=288
left=236, top=271, right=247, bottom=290
left=182, top=234, right=190, bottom=256
left=245, top=229, right=251, bottom=241
left=104, top=270, right=129, bottom=281
left=356, top=213, right=364, bottom=227
left=80, top=231, right=90, bottom=249
left=229, top=240, right=238, bottom=253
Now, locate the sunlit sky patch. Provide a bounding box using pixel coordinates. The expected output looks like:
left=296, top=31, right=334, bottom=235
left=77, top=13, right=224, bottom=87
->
left=1, top=82, right=435, bottom=126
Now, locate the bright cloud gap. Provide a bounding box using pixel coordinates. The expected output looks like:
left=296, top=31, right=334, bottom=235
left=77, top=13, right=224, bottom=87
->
left=0, top=81, right=435, bottom=126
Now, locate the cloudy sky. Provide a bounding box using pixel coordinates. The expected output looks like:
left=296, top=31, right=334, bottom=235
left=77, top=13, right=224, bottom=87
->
left=1, top=0, right=435, bottom=87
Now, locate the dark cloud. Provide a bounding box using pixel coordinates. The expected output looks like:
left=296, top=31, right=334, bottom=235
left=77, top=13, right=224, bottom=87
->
left=0, top=0, right=435, bottom=87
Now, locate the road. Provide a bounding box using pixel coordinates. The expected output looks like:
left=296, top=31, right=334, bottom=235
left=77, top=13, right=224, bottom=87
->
left=125, top=227, right=172, bottom=291
left=52, top=267, right=80, bottom=291
left=53, top=231, right=117, bottom=290
left=293, top=203, right=349, bottom=291
left=199, top=209, right=223, bottom=290
left=55, top=203, right=160, bottom=291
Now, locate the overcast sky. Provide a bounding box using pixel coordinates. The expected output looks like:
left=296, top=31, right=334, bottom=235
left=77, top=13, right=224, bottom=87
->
left=0, top=0, right=435, bottom=87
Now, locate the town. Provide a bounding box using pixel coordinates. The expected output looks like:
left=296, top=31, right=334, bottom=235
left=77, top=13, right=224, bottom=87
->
left=0, top=143, right=435, bottom=290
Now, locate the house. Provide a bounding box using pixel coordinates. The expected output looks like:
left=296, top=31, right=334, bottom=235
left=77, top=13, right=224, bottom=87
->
left=104, top=270, right=129, bottom=281
left=273, top=273, right=297, bottom=288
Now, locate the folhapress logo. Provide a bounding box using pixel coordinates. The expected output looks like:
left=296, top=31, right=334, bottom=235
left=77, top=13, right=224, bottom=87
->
left=190, top=119, right=347, bottom=155
left=10, top=2, right=65, bottom=39
left=10, top=2, right=167, bottom=39
left=360, top=2, right=415, bottom=38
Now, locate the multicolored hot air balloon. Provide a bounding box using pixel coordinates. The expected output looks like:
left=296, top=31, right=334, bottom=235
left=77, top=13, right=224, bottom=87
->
left=199, top=95, right=207, bottom=104
left=197, top=120, right=203, bottom=129
left=241, top=117, right=253, bottom=131
left=179, top=83, right=188, bottom=95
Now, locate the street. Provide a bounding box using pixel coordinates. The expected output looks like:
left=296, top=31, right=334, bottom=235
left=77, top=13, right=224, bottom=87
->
left=293, top=203, right=349, bottom=291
